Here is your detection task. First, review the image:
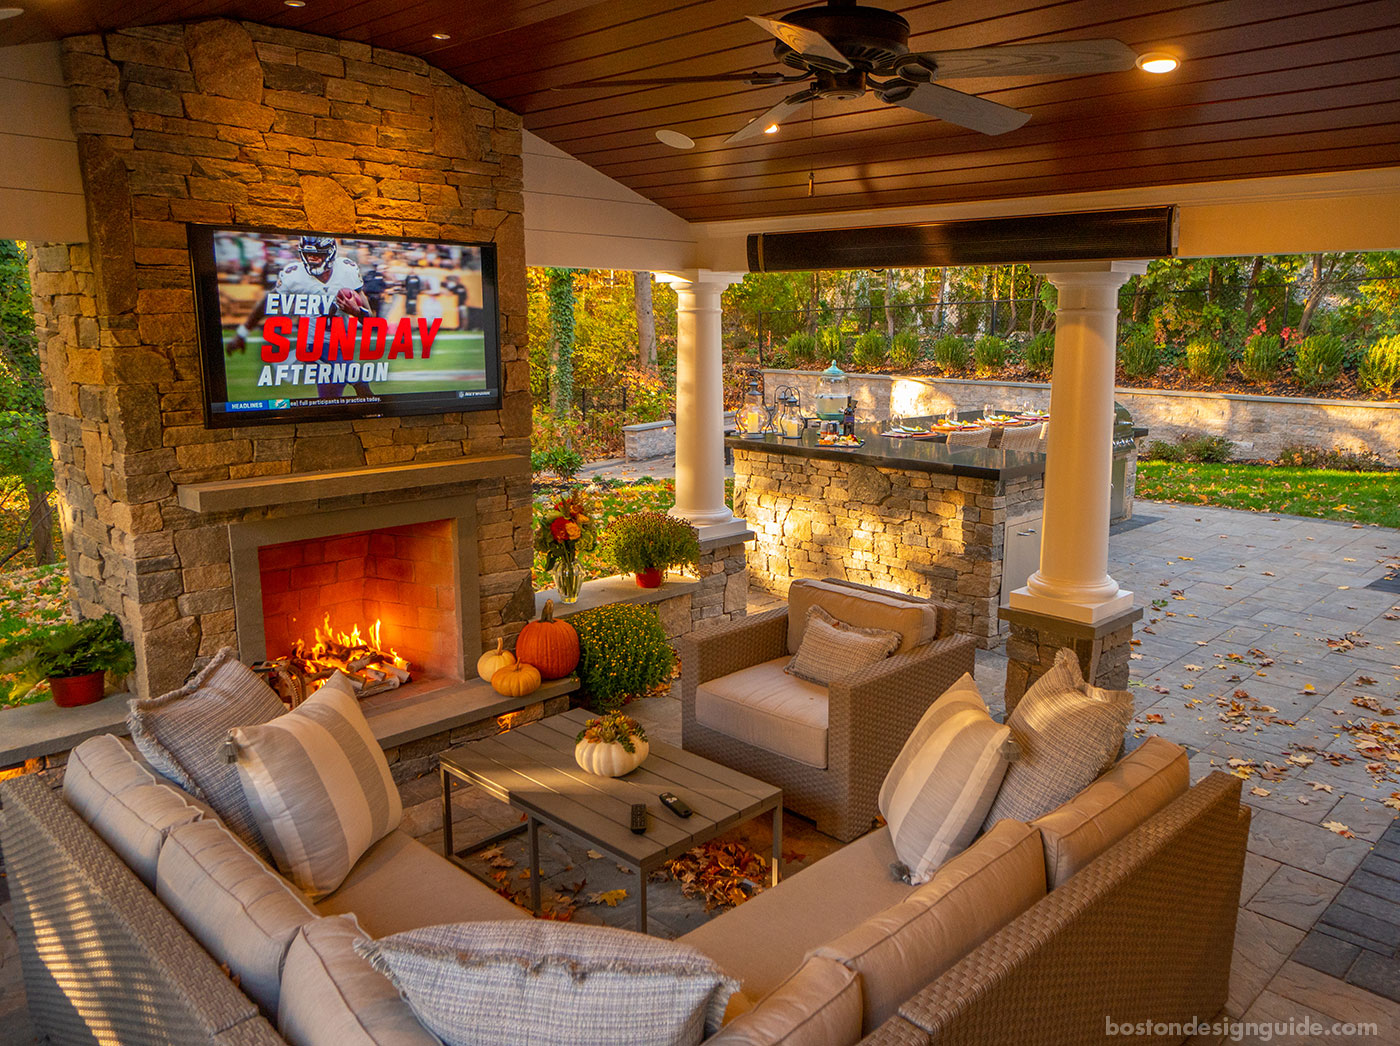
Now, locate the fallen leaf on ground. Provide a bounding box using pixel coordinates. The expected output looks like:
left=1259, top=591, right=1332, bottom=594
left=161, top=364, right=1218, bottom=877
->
left=1249, top=787, right=1271, bottom=797
left=1308, top=782, right=1334, bottom=793
left=1143, top=713, right=1165, bottom=724
left=1321, top=821, right=1356, bottom=839
left=585, top=849, right=604, bottom=860
left=589, top=889, right=628, bottom=907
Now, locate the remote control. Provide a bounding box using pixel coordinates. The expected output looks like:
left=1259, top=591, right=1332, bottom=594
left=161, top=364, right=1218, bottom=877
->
left=629, top=803, right=647, bottom=834
left=659, top=792, right=693, bottom=818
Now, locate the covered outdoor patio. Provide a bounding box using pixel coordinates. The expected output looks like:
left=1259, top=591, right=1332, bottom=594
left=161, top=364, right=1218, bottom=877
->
left=1, top=3, right=1398, bottom=1045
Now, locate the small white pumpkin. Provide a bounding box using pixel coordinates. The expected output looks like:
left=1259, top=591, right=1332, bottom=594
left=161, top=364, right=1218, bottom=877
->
left=574, top=737, right=649, bottom=778
left=476, top=638, right=515, bottom=681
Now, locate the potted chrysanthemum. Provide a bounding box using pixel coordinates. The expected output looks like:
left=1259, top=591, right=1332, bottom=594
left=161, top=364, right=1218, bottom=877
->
left=604, top=511, right=700, bottom=589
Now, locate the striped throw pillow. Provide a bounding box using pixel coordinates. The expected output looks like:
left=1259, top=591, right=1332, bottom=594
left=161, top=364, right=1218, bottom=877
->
left=981, top=648, right=1135, bottom=828
left=878, top=681, right=1012, bottom=885
left=128, top=647, right=286, bottom=862
left=786, top=605, right=901, bottom=685
left=229, top=672, right=401, bottom=900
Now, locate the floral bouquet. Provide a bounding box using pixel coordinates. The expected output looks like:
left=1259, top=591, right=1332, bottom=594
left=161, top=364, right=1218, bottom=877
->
left=534, top=491, right=597, bottom=602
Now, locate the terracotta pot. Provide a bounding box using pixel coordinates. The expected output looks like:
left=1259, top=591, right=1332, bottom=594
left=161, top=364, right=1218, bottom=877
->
left=635, top=567, right=664, bottom=589
left=49, top=671, right=105, bottom=708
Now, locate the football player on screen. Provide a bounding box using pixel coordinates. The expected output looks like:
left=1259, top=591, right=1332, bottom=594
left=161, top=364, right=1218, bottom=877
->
left=226, top=235, right=376, bottom=399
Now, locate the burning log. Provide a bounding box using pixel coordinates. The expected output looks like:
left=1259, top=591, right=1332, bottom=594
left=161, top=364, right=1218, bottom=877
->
left=254, top=614, right=411, bottom=706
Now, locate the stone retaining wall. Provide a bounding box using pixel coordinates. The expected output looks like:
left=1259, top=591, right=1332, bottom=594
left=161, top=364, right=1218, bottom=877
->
left=733, top=450, right=1041, bottom=645
left=763, top=370, right=1400, bottom=463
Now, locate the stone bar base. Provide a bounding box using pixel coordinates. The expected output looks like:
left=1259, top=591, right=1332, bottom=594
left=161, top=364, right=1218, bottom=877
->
left=999, top=605, right=1142, bottom=714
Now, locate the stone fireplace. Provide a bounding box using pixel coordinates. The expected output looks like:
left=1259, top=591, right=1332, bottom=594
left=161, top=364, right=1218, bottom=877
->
left=231, top=497, right=479, bottom=684
left=27, top=20, right=534, bottom=698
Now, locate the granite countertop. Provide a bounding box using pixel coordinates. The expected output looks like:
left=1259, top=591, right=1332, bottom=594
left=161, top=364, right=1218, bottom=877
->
left=726, top=420, right=1048, bottom=480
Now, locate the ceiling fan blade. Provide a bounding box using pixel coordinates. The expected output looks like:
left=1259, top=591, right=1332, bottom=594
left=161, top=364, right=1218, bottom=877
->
left=553, top=72, right=798, bottom=89
left=748, top=15, right=852, bottom=71
left=877, top=81, right=1030, bottom=136
left=909, top=39, right=1138, bottom=79
left=725, top=87, right=821, bottom=145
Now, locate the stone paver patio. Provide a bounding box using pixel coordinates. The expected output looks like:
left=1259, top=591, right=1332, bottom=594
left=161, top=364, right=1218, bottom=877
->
left=3, top=499, right=1400, bottom=1044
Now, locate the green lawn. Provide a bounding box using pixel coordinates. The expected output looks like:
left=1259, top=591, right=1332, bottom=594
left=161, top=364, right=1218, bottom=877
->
left=1137, top=461, right=1400, bottom=528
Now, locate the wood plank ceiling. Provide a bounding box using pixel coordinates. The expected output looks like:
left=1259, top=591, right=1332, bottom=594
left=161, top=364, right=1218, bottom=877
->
left=4, top=1, right=1398, bottom=222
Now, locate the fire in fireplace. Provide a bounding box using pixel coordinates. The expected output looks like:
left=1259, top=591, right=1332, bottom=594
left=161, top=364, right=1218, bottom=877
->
left=253, top=519, right=460, bottom=702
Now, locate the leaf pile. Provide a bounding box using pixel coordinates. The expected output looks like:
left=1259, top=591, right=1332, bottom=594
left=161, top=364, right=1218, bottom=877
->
left=664, top=840, right=769, bottom=911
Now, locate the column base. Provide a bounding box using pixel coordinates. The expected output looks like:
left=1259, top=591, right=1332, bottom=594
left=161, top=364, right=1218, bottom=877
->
left=998, top=604, right=1142, bottom=714
left=1007, top=585, right=1135, bottom=624
left=670, top=504, right=738, bottom=529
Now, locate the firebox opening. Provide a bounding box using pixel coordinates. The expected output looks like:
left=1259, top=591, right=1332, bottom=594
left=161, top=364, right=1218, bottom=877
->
left=257, top=519, right=459, bottom=693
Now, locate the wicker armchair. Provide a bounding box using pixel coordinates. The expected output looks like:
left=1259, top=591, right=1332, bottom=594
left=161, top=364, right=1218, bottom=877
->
left=679, top=579, right=977, bottom=841
left=996, top=422, right=1045, bottom=451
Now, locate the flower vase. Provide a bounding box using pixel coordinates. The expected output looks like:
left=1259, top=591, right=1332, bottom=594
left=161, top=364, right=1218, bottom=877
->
left=552, top=557, right=583, bottom=603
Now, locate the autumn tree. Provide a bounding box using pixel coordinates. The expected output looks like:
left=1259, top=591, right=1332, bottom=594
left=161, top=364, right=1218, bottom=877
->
left=0, top=241, right=55, bottom=567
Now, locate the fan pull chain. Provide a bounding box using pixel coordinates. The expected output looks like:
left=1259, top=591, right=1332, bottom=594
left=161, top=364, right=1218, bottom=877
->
left=807, top=100, right=816, bottom=197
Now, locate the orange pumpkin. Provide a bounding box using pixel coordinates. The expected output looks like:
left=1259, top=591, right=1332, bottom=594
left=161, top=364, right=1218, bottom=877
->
left=515, top=599, right=580, bottom=679
left=492, top=661, right=541, bottom=698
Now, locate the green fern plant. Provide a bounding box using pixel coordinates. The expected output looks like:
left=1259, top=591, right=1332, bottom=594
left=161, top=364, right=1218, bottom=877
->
left=1357, top=334, right=1400, bottom=396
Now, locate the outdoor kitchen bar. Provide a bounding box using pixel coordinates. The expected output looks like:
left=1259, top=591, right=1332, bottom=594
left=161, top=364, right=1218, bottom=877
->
left=730, top=423, right=1047, bottom=646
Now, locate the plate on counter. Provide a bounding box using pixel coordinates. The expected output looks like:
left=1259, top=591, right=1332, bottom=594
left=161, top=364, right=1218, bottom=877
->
left=881, top=429, right=931, bottom=438
left=818, top=437, right=865, bottom=449
left=1015, top=412, right=1050, bottom=422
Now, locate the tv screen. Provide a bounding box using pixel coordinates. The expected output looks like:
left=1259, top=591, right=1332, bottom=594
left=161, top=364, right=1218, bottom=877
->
left=188, top=224, right=502, bottom=427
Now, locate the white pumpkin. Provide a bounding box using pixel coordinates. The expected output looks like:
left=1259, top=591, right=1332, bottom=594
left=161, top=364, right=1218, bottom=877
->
left=574, top=737, right=649, bottom=777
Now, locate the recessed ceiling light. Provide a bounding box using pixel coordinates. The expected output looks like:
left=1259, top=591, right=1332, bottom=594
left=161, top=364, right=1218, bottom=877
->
left=0, top=7, right=25, bottom=18
left=431, top=32, right=451, bottom=40
left=763, top=124, right=779, bottom=135
left=655, top=129, right=695, bottom=150
left=1136, top=52, right=1179, bottom=74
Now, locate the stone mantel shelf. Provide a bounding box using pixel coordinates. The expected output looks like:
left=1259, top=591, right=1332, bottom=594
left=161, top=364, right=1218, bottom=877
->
left=176, top=455, right=529, bottom=514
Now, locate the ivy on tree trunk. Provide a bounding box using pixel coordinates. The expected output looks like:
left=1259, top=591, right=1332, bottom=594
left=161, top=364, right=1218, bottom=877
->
left=546, top=267, right=577, bottom=412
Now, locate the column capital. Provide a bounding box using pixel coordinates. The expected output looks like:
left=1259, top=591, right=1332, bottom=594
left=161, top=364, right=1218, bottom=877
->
left=1029, top=259, right=1149, bottom=283
left=655, top=269, right=747, bottom=291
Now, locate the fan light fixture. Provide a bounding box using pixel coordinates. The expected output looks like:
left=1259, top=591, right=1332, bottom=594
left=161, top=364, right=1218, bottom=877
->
left=431, top=32, right=451, bottom=40
left=1135, top=53, right=1179, bottom=74
left=655, top=129, right=696, bottom=150
left=0, top=8, right=23, bottom=20
left=764, top=124, right=780, bottom=134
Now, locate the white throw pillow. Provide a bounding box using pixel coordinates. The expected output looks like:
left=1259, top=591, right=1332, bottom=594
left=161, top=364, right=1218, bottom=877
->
left=357, top=921, right=738, bottom=1046
left=228, top=671, right=401, bottom=900
left=878, top=677, right=1012, bottom=884
left=982, top=648, right=1135, bottom=828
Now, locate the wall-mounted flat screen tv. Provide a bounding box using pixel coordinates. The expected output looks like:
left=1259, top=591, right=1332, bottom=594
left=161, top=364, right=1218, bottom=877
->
left=189, top=224, right=502, bottom=428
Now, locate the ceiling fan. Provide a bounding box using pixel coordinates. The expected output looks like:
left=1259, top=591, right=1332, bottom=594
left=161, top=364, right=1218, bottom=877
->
left=557, top=0, right=1140, bottom=144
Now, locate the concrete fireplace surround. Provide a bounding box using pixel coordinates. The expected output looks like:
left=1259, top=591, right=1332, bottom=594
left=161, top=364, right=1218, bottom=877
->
left=27, top=19, right=534, bottom=698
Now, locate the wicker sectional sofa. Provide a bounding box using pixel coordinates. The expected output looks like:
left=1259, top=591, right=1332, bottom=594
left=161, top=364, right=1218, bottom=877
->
left=2, top=719, right=1247, bottom=1046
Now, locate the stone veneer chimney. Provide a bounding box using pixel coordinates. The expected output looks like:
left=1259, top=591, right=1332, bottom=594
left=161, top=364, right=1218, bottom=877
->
left=27, top=19, right=535, bottom=698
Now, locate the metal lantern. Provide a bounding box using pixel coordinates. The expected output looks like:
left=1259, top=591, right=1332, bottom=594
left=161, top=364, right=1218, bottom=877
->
left=815, top=361, right=850, bottom=421
left=776, top=385, right=804, bottom=438
left=735, top=378, right=767, bottom=439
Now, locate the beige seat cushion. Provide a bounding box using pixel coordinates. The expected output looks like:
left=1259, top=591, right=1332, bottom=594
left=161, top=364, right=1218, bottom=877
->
left=707, top=957, right=863, bottom=1046
left=158, top=819, right=318, bottom=1018
left=1032, top=735, right=1190, bottom=888
left=279, top=914, right=439, bottom=1046
left=681, top=826, right=912, bottom=999
left=812, top=821, right=1046, bottom=1032
left=316, top=829, right=532, bottom=937
left=63, top=734, right=206, bottom=887
left=695, top=656, right=828, bottom=769
left=787, top=578, right=939, bottom=656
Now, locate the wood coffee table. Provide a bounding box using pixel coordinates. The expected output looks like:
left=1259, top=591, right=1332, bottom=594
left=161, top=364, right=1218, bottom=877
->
left=440, top=708, right=782, bottom=932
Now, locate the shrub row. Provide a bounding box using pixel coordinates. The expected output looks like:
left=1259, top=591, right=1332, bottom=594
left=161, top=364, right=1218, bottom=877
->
left=776, top=329, right=1400, bottom=396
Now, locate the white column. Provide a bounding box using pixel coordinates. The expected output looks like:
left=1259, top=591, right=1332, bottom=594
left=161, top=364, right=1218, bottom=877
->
left=1009, top=261, right=1147, bottom=624
left=659, top=270, right=748, bottom=539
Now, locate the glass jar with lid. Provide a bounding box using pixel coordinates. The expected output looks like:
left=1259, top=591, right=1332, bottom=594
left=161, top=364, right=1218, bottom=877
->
left=815, top=361, right=850, bottom=420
